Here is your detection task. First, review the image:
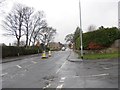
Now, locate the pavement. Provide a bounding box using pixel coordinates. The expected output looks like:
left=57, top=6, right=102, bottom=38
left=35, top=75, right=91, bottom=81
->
left=2, top=53, right=42, bottom=63
left=67, top=50, right=83, bottom=62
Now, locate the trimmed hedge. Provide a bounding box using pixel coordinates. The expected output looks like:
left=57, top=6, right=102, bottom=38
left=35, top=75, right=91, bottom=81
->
left=2, top=46, right=42, bottom=58
left=74, top=27, right=120, bottom=50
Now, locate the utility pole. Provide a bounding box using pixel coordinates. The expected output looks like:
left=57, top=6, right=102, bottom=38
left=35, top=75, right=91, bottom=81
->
left=79, top=0, right=83, bottom=59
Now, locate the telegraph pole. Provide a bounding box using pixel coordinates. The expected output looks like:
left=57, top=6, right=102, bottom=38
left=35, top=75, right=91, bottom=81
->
left=79, top=0, right=83, bottom=59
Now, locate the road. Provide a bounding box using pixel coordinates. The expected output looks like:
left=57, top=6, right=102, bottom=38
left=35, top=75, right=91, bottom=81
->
left=1, top=49, right=118, bottom=89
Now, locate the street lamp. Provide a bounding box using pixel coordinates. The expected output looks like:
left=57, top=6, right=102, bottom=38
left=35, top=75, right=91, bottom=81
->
left=79, top=0, right=83, bottom=59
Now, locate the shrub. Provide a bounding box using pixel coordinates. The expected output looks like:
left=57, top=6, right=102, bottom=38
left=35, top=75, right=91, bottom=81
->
left=74, top=27, right=120, bottom=50
left=2, top=46, right=42, bottom=58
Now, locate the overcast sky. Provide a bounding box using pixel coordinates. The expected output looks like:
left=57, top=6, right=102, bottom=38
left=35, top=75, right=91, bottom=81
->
left=0, top=0, right=119, bottom=45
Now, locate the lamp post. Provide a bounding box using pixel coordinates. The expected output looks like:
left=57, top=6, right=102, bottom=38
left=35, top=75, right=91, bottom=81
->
left=79, top=0, right=83, bottom=59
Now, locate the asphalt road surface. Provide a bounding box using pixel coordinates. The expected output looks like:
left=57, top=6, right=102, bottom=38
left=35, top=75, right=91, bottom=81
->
left=1, top=49, right=118, bottom=89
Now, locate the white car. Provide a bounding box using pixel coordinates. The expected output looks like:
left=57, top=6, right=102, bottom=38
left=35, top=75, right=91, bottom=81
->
left=61, top=47, right=66, bottom=51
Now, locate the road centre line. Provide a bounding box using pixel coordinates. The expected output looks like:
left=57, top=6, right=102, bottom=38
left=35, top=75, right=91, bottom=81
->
left=56, top=60, right=67, bottom=74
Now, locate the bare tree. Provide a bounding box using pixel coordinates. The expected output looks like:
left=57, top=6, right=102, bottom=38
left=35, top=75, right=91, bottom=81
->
left=28, top=11, right=47, bottom=46
left=12, top=40, right=25, bottom=46
left=2, top=4, right=25, bottom=47
left=37, top=27, right=56, bottom=45
left=22, top=6, right=34, bottom=47
left=88, top=25, right=96, bottom=32
left=0, top=0, right=7, bottom=15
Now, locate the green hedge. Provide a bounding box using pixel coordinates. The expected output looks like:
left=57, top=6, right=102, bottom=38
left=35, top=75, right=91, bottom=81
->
left=2, top=46, right=42, bottom=58
left=74, top=27, right=120, bottom=50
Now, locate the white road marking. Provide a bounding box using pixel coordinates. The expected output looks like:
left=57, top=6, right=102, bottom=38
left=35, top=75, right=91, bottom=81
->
left=31, top=61, right=37, bottom=64
left=61, top=77, right=66, bottom=80
left=43, top=84, right=51, bottom=89
left=103, top=67, right=110, bottom=69
left=63, top=73, right=109, bottom=79
left=59, top=77, right=66, bottom=82
left=16, top=65, right=22, bottom=69
left=91, top=73, right=109, bottom=77
left=46, top=84, right=51, bottom=88
left=59, top=80, right=64, bottom=83
left=56, top=61, right=67, bottom=74
left=56, top=84, right=63, bottom=89
left=1, top=73, right=8, bottom=77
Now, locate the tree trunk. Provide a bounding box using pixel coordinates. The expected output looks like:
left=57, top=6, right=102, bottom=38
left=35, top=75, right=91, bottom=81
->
left=25, top=23, right=29, bottom=48
left=17, top=38, right=20, bottom=47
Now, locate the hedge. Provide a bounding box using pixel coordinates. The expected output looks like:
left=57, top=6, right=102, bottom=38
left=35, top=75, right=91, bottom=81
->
left=2, top=46, right=42, bottom=58
left=74, top=27, right=120, bottom=50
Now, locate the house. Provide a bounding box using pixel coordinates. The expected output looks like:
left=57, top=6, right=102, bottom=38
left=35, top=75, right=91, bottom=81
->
left=48, top=42, right=63, bottom=51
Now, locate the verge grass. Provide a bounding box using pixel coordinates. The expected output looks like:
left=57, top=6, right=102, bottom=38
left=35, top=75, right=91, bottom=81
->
left=79, top=52, right=118, bottom=60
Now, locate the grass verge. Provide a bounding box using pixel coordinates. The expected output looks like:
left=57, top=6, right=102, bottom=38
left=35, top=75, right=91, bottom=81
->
left=79, top=52, right=118, bottom=60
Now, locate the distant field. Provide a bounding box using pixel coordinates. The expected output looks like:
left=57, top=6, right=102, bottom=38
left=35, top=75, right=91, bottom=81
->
left=79, top=52, right=118, bottom=60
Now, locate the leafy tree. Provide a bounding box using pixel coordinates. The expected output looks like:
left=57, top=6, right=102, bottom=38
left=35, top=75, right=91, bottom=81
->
left=73, top=27, right=80, bottom=50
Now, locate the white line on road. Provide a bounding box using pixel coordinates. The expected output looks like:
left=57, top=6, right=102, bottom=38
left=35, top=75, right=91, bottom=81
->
left=62, top=73, right=109, bottom=79
left=91, top=73, right=109, bottom=77
left=31, top=61, right=37, bottom=64
left=43, top=83, right=51, bottom=89
left=56, top=61, right=67, bottom=74
left=103, top=67, right=110, bottom=70
left=59, top=77, right=66, bottom=83
left=16, top=65, right=22, bottom=69
left=56, top=84, right=63, bottom=89
left=61, top=77, right=66, bottom=80
left=1, top=73, right=8, bottom=77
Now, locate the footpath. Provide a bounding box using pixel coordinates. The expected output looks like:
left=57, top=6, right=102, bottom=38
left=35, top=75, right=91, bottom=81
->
left=67, top=50, right=83, bottom=62
left=1, top=54, right=41, bottom=63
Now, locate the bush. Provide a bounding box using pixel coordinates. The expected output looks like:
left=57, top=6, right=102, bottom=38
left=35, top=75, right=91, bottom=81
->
left=74, top=27, right=120, bottom=50
left=2, top=46, right=42, bottom=58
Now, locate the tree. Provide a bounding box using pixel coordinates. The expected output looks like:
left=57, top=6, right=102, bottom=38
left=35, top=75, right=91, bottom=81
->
left=22, top=6, right=34, bottom=47
left=0, top=0, right=8, bottom=17
left=28, top=11, right=47, bottom=46
left=98, top=26, right=104, bottom=30
left=13, top=40, right=25, bottom=46
left=37, top=27, right=56, bottom=45
left=87, top=25, right=96, bottom=32
left=2, top=4, right=25, bottom=47
left=73, top=27, right=80, bottom=50
left=65, top=33, right=74, bottom=43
